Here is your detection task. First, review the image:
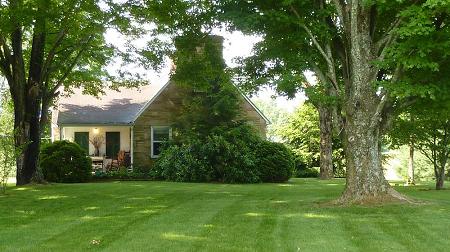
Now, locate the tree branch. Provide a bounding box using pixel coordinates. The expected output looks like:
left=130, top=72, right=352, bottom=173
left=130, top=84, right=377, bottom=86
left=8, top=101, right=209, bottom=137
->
left=376, top=17, right=403, bottom=59
left=290, top=6, right=334, bottom=69
left=331, top=0, right=346, bottom=23
left=0, top=35, right=13, bottom=83
left=49, top=35, right=94, bottom=96
left=41, top=29, right=67, bottom=86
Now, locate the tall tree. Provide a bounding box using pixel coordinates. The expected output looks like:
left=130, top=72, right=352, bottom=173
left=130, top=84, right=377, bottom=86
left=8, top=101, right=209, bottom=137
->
left=129, top=0, right=450, bottom=203
left=0, top=0, right=139, bottom=185
left=390, top=99, right=450, bottom=190
left=280, top=102, right=345, bottom=177
left=218, top=0, right=450, bottom=203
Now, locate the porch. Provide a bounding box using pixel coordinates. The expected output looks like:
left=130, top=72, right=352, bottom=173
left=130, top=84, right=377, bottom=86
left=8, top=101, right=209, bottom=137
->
left=57, top=125, right=134, bottom=170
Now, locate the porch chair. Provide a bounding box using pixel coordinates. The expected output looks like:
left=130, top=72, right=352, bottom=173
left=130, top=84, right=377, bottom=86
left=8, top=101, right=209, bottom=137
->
left=108, top=150, right=125, bottom=171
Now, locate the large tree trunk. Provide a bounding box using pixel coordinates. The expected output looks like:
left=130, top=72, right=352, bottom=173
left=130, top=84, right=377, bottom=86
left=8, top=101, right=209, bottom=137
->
left=339, top=110, right=395, bottom=203
left=337, top=3, right=408, bottom=204
left=407, top=144, right=415, bottom=185
left=14, top=93, right=43, bottom=185
left=318, top=106, right=333, bottom=179
left=13, top=1, right=47, bottom=185
left=14, top=115, right=30, bottom=185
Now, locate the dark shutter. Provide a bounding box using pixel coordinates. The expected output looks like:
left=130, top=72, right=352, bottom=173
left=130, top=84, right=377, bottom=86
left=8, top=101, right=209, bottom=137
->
left=106, top=132, right=121, bottom=159
left=74, top=132, right=89, bottom=154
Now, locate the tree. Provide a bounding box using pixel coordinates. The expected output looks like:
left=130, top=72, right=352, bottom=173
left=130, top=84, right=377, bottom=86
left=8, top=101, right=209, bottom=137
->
left=280, top=102, right=345, bottom=178
left=0, top=0, right=139, bottom=185
left=0, top=83, right=15, bottom=193
left=216, top=0, right=450, bottom=203
left=390, top=100, right=450, bottom=190
left=388, top=112, right=416, bottom=185
left=251, top=98, right=289, bottom=142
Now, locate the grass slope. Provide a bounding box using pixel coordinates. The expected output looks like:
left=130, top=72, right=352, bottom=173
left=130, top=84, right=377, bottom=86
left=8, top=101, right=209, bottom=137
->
left=0, top=179, right=449, bottom=251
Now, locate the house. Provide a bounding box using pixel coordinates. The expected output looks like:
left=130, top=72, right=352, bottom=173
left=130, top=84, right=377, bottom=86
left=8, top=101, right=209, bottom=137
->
left=51, top=81, right=269, bottom=168
left=51, top=35, right=269, bottom=168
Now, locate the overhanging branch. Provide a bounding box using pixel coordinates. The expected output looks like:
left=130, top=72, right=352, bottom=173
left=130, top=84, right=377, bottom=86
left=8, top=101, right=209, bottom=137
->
left=290, top=6, right=334, bottom=69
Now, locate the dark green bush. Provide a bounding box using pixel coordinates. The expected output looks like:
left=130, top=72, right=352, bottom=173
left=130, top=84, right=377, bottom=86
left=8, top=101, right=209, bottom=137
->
left=152, top=143, right=211, bottom=182
left=153, top=124, right=295, bottom=184
left=201, top=134, right=260, bottom=183
left=40, top=141, right=92, bottom=183
left=255, top=141, right=294, bottom=182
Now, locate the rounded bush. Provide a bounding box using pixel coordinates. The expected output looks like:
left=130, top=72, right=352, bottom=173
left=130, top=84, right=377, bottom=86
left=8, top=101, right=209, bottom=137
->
left=40, top=141, right=92, bottom=183
left=255, top=141, right=295, bottom=182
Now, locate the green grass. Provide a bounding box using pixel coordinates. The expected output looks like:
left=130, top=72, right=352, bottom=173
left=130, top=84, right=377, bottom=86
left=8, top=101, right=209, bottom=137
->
left=1, top=179, right=449, bottom=252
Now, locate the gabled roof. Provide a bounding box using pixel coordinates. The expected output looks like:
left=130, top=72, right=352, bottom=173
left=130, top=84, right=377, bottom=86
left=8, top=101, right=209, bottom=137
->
left=57, top=84, right=164, bottom=125
left=57, top=82, right=270, bottom=126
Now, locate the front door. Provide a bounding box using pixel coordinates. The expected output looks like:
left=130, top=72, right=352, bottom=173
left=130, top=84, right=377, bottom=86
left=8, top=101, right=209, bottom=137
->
left=106, top=132, right=120, bottom=159
left=74, top=132, right=89, bottom=154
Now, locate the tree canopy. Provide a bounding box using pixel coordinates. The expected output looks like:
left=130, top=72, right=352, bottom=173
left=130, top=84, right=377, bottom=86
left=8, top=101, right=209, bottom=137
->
left=0, top=0, right=144, bottom=185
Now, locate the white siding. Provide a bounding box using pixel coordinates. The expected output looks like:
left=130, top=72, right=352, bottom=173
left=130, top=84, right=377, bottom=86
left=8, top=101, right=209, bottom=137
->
left=61, top=126, right=131, bottom=156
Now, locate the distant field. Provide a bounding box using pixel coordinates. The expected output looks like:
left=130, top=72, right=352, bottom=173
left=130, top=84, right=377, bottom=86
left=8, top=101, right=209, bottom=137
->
left=1, top=179, right=449, bottom=251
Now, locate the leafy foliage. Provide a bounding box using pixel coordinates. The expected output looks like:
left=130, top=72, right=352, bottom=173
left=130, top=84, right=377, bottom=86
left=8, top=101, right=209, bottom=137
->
left=40, top=141, right=92, bottom=183
left=388, top=94, right=450, bottom=189
left=153, top=125, right=294, bottom=183
left=280, top=103, right=345, bottom=178
left=0, top=86, right=16, bottom=193
left=255, top=141, right=295, bottom=183
left=153, top=124, right=261, bottom=183
left=150, top=33, right=294, bottom=184
left=252, top=98, right=289, bottom=141
left=390, top=146, right=434, bottom=181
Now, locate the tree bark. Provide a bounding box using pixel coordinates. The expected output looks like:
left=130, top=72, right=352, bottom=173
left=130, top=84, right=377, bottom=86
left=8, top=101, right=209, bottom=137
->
left=407, top=144, right=415, bottom=185
left=337, top=2, right=409, bottom=204
left=435, top=166, right=445, bottom=190
left=435, top=157, right=448, bottom=190
left=12, top=0, right=48, bottom=185
left=318, top=106, right=333, bottom=179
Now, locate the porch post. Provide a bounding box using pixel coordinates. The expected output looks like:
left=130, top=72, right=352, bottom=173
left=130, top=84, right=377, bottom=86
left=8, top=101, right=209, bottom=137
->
left=130, top=125, right=134, bottom=170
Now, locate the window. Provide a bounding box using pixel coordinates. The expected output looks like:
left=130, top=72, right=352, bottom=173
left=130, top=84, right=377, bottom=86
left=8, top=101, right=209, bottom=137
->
left=151, top=126, right=171, bottom=158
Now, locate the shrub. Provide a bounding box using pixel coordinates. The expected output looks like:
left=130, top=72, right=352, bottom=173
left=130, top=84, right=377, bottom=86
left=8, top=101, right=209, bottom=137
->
left=40, top=141, right=92, bottom=183
left=153, top=124, right=296, bottom=184
left=296, top=166, right=320, bottom=178
left=201, top=134, right=260, bottom=183
left=153, top=124, right=263, bottom=183
left=152, top=143, right=211, bottom=182
left=255, top=141, right=294, bottom=182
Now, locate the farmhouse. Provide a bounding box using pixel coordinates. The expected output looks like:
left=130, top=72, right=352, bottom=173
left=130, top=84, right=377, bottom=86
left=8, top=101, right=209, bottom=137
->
left=51, top=81, right=269, bottom=168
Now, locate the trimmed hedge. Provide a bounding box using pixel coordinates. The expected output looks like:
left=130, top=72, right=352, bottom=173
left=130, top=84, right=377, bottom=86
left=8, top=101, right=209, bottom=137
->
left=40, top=141, right=92, bottom=183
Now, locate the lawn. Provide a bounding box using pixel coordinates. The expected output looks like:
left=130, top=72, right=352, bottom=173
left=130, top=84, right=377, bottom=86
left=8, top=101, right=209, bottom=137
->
left=1, top=179, right=449, bottom=252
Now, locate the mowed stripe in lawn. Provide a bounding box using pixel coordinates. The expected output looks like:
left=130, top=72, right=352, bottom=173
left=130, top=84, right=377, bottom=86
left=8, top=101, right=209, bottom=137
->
left=1, top=179, right=450, bottom=252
